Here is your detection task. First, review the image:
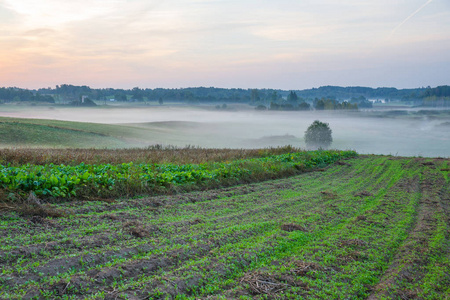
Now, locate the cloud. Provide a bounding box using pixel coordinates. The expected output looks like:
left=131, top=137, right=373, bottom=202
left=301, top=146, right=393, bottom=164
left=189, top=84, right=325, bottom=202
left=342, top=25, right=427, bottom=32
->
left=22, top=28, right=56, bottom=37
left=0, top=0, right=449, bottom=89
left=2, top=0, right=129, bottom=26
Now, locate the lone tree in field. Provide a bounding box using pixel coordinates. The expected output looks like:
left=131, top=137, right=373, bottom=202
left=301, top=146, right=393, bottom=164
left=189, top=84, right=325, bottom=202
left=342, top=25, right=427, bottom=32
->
left=304, top=120, right=333, bottom=149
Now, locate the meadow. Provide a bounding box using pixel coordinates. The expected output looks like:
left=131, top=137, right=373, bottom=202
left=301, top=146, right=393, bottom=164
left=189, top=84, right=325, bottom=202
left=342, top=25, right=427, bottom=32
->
left=0, top=153, right=448, bottom=299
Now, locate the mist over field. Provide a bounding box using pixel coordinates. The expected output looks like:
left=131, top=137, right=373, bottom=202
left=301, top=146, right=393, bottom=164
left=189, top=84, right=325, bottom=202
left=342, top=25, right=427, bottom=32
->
left=2, top=0, right=450, bottom=298
left=0, top=105, right=448, bottom=157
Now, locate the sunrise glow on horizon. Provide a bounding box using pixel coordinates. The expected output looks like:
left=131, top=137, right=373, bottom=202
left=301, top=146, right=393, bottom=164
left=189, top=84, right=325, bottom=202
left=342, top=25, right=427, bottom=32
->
left=0, top=0, right=449, bottom=90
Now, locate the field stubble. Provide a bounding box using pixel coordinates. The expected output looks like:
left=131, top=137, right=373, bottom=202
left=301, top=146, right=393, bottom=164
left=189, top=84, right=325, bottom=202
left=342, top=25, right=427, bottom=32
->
left=0, top=146, right=299, bottom=166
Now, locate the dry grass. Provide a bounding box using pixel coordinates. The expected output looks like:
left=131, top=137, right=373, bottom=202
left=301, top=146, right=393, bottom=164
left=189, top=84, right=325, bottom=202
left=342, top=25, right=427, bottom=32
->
left=0, top=145, right=300, bottom=166
left=0, top=198, right=68, bottom=218
left=338, top=251, right=367, bottom=263
left=339, top=239, right=368, bottom=247
left=292, top=260, right=324, bottom=276
left=240, top=271, right=289, bottom=295
left=0, top=191, right=69, bottom=218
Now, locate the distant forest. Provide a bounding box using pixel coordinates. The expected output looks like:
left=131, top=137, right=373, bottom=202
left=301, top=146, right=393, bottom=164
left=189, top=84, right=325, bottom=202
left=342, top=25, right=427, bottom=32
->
left=0, top=85, right=449, bottom=109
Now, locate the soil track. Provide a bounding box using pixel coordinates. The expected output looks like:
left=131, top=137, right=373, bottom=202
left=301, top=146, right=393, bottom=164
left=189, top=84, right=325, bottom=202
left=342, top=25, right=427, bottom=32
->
left=1, top=156, right=449, bottom=299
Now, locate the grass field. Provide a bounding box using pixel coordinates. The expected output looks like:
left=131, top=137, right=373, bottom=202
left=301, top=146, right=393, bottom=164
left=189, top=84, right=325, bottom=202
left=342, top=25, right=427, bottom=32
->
left=0, top=115, right=300, bottom=150
left=0, top=117, right=143, bottom=148
left=0, top=116, right=286, bottom=149
left=0, top=116, right=210, bottom=149
left=1, top=155, right=448, bottom=299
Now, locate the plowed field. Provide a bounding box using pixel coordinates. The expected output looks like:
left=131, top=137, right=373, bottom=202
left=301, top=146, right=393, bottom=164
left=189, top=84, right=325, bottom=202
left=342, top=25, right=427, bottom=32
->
left=1, top=156, right=449, bottom=299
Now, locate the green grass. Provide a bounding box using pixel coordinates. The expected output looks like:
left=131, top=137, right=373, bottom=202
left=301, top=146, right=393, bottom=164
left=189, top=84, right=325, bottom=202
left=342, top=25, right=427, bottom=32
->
left=0, top=155, right=448, bottom=299
left=0, top=116, right=213, bottom=149
left=0, top=117, right=144, bottom=148
left=0, top=116, right=258, bottom=149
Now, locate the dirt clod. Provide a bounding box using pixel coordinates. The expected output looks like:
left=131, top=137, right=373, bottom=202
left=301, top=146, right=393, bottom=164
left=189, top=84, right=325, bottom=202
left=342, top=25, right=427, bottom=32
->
left=355, top=215, right=367, bottom=221
left=355, top=191, right=373, bottom=197
left=338, top=251, right=367, bottom=263
left=292, top=261, right=324, bottom=276
left=281, top=223, right=306, bottom=232
left=339, top=239, right=368, bottom=247
left=190, top=218, right=203, bottom=225
left=321, top=190, right=337, bottom=199
left=123, top=221, right=148, bottom=238
left=30, top=215, right=45, bottom=224
left=102, top=214, right=119, bottom=220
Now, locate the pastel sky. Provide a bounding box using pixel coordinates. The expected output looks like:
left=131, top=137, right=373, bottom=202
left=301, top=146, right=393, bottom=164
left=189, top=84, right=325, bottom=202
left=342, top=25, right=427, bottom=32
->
left=0, top=0, right=449, bottom=89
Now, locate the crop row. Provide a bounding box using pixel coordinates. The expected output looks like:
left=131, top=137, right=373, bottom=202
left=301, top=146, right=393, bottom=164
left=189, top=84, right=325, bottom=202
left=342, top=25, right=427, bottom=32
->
left=0, top=150, right=357, bottom=199
left=3, top=156, right=448, bottom=299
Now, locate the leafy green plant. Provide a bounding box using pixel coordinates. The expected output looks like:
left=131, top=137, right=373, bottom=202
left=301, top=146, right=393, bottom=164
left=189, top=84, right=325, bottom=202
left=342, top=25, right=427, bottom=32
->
left=0, top=150, right=357, bottom=200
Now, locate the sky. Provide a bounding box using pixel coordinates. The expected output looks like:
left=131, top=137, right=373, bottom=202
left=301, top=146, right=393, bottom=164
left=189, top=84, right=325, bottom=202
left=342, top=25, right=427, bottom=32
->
left=0, top=0, right=449, bottom=90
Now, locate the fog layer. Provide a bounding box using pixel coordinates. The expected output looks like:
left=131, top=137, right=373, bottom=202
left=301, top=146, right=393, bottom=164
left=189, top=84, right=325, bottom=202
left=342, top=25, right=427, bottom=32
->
left=1, top=106, right=448, bottom=157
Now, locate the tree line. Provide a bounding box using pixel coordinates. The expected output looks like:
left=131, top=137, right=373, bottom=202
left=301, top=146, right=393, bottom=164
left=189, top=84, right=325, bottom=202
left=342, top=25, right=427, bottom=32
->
left=0, top=87, right=55, bottom=103
left=421, top=86, right=450, bottom=107
left=0, top=84, right=448, bottom=108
